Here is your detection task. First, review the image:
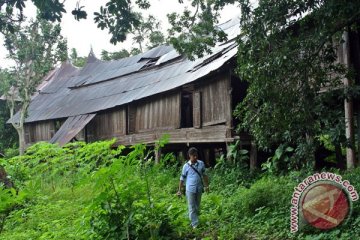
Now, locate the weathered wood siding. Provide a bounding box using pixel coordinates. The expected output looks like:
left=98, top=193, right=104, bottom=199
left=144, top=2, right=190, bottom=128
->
left=25, top=121, right=55, bottom=144
left=133, top=92, right=181, bottom=132
left=25, top=72, right=235, bottom=146
left=87, top=108, right=126, bottom=141
left=193, top=91, right=202, bottom=128
left=116, top=125, right=233, bottom=145
left=197, top=76, right=231, bottom=127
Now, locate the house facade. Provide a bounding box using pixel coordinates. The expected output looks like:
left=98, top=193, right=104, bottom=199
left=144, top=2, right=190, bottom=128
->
left=10, top=18, right=255, bottom=166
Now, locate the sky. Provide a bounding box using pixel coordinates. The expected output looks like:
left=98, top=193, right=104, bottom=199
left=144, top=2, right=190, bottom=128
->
left=0, top=0, right=241, bottom=68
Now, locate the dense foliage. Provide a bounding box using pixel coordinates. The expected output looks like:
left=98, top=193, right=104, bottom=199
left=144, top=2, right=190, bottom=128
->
left=100, top=14, right=166, bottom=61
left=1, top=17, right=67, bottom=155
left=0, top=0, right=161, bottom=46
left=234, top=0, right=360, bottom=169
left=0, top=96, right=17, bottom=154
left=0, top=141, right=359, bottom=239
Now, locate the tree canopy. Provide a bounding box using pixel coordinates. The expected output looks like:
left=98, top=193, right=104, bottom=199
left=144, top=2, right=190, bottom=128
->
left=235, top=0, right=360, bottom=169
left=0, top=0, right=231, bottom=58
left=0, top=72, right=17, bottom=153
left=1, top=18, right=67, bottom=154
left=101, top=13, right=166, bottom=61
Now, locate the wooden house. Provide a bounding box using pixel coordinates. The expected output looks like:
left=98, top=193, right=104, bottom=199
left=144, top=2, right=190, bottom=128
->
left=9, top=18, right=254, bottom=166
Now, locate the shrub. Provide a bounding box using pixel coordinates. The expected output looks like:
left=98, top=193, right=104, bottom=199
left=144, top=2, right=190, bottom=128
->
left=0, top=141, right=360, bottom=239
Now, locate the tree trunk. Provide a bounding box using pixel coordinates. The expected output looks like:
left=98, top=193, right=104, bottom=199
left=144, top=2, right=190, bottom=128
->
left=343, top=31, right=356, bottom=169
left=344, top=99, right=355, bottom=169
left=0, top=166, right=14, bottom=188
left=349, top=28, right=360, bottom=166
left=16, top=126, right=26, bottom=155
left=10, top=105, right=27, bottom=156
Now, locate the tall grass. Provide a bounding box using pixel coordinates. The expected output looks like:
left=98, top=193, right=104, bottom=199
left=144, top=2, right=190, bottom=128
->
left=0, top=141, right=359, bottom=239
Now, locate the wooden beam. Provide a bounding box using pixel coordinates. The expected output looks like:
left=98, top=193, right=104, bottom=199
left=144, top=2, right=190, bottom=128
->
left=114, top=125, right=237, bottom=146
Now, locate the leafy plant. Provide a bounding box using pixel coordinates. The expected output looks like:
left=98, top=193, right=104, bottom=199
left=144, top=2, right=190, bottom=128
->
left=262, top=144, right=294, bottom=174
left=0, top=140, right=359, bottom=239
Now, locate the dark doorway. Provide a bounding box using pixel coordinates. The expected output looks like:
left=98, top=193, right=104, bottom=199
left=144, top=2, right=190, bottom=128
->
left=181, top=91, right=193, bottom=128
left=231, top=75, right=248, bottom=127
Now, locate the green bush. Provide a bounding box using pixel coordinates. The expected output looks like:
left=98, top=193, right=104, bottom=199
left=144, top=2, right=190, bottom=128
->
left=0, top=141, right=360, bottom=239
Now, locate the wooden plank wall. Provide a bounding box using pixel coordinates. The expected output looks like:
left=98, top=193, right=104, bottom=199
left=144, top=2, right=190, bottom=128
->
left=197, top=76, right=231, bottom=127
left=116, top=125, right=232, bottom=146
left=87, top=108, right=126, bottom=141
left=193, top=91, right=202, bottom=128
left=133, top=92, right=181, bottom=132
left=25, top=121, right=55, bottom=144
left=25, top=73, right=233, bottom=146
left=128, top=105, right=136, bottom=134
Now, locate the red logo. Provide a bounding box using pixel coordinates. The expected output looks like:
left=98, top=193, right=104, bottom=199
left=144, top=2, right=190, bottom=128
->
left=301, top=183, right=349, bottom=229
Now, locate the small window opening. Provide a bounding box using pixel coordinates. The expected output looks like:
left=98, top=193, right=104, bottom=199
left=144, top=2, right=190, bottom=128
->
left=181, top=92, right=193, bottom=128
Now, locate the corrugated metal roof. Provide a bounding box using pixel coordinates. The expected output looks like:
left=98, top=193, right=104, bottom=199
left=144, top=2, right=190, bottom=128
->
left=155, top=49, right=182, bottom=66
left=140, top=45, right=174, bottom=59
left=10, top=17, right=240, bottom=124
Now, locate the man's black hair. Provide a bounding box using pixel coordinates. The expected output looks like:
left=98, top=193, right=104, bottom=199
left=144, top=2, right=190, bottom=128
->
left=188, top=147, right=198, bottom=156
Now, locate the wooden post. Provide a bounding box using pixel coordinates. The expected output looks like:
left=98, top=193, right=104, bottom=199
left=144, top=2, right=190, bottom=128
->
left=344, top=96, right=355, bottom=169
left=250, top=141, right=257, bottom=171
left=343, top=31, right=356, bottom=169
left=226, top=142, right=231, bottom=162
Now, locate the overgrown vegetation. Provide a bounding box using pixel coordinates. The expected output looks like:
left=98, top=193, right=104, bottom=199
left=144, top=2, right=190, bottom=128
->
left=1, top=17, right=67, bottom=155
left=234, top=0, right=360, bottom=169
left=0, top=140, right=359, bottom=239
left=0, top=101, right=17, bottom=154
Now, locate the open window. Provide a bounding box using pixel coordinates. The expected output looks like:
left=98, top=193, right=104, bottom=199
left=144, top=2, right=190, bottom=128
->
left=127, top=104, right=136, bottom=134
left=231, top=74, right=248, bottom=127
left=181, top=91, right=193, bottom=128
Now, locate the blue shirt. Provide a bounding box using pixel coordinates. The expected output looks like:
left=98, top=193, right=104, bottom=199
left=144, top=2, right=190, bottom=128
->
left=180, top=160, right=207, bottom=193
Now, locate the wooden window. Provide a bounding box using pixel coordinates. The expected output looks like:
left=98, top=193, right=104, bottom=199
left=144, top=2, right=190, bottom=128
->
left=127, top=104, right=136, bottom=134
left=180, top=92, right=193, bottom=128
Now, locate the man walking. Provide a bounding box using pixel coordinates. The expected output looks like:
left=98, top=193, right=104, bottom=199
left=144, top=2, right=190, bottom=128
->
left=177, top=147, right=209, bottom=228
